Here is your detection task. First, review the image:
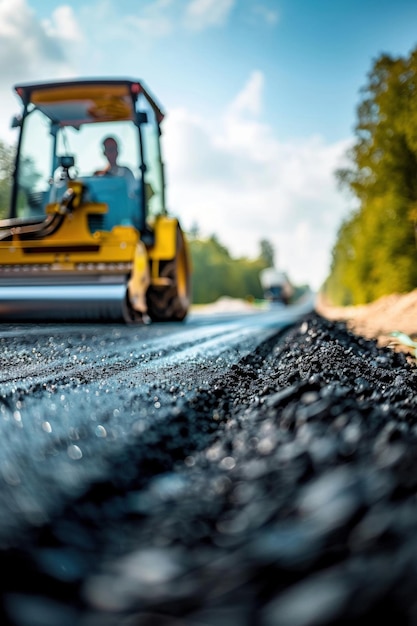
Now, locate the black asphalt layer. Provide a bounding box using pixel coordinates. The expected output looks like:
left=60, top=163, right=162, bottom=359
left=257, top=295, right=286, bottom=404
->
left=1, top=312, right=417, bottom=625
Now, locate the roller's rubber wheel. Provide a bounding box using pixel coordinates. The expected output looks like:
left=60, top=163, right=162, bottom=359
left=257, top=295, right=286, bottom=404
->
left=146, top=227, right=191, bottom=322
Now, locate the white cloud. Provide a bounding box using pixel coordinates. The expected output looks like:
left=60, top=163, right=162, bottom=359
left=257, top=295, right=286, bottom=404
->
left=106, top=0, right=175, bottom=39
left=228, top=70, right=263, bottom=117
left=0, top=0, right=81, bottom=142
left=137, top=0, right=176, bottom=35
left=78, top=0, right=236, bottom=44
left=163, top=72, right=353, bottom=290
left=79, top=0, right=235, bottom=42
left=41, top=5, right=83, bottom=44
left=252, top=4, right=280, bottom=26
left=0, top=0, right=78, bottom=79
left=184, top=0, right=235, bottom=31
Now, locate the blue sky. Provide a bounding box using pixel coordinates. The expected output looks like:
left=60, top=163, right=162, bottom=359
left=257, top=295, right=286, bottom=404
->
left=0, top=0, right=416, bottom=290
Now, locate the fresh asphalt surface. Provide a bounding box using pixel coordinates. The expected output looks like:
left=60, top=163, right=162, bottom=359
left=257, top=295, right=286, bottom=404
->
left=2, top=292, right=417, bottom=625
left=0, top=295, right=315, bottom=546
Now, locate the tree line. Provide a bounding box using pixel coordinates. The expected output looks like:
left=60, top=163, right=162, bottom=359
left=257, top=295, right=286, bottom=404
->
left=187, top=233, right=277, bottom=304
left=323, top=45, right=417, bottom=305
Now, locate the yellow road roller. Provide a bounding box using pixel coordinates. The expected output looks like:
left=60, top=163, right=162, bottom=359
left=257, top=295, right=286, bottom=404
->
left=0, top=78, right=191, bottom=322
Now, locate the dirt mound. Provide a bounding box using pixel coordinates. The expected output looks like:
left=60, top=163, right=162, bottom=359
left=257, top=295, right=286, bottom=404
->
left=316, top=289, right=417, bottom=354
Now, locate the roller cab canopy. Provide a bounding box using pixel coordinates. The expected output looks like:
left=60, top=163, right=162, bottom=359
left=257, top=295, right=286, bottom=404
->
left=14, top=78, right=165, bottom=127
left=8, top=77, right=168, bottom=223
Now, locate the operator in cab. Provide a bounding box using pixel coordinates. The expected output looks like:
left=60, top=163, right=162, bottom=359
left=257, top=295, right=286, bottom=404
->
left=95, top=136, right=137, bottom=198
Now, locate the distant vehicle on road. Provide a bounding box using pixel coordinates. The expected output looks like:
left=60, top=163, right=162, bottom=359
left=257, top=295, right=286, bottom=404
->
left=260, top=267, right=294, bottom=305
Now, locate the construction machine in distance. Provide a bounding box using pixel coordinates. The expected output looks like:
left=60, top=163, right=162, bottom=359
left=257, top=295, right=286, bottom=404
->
left=0, top=78, right=191, bottom=323
left=260, top=267, right=293, bottom=305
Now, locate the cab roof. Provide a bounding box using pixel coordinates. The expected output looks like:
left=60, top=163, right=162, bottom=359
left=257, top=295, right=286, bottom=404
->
left=14, top=78, right=164, bottom=127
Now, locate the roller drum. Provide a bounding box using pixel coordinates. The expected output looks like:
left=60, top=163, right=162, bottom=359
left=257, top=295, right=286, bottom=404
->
left=0, top=280, right=130, bottom=322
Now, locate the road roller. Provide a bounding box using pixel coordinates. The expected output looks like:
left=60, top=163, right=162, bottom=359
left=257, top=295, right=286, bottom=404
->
left=0, top=78, right=191, bottom=322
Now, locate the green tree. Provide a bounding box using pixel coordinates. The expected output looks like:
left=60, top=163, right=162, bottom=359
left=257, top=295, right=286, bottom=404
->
left=259, top=239, right=275, bottom=267
left=0, top=140, right=15, bottom=218
left=327, top=47, right=417, bottom=305
left=188, top=234, right=270, bottom=304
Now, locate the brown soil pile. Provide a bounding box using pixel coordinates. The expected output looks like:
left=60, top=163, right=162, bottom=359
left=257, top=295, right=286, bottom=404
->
left=316, top=289, right=417, bottom=355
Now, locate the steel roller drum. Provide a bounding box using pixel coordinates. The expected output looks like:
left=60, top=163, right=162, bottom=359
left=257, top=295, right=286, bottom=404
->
left=0, top=278, right=130, bottom=322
